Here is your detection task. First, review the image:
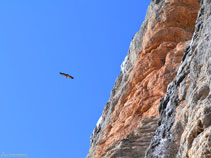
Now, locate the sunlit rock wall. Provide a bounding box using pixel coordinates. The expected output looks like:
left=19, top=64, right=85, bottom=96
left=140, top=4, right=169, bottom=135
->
left=146, top=0, right=211, bottom=157
left=87, top=0, right=201, bottom=157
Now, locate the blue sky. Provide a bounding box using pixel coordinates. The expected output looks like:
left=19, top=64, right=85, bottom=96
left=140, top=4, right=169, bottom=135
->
left=0, top=0, right=151, bottom=157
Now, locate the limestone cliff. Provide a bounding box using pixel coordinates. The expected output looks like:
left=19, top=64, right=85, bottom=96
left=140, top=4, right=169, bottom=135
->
left=87, top=0, right=211, bottom=157
left=146, top=0, right=211, bottom=157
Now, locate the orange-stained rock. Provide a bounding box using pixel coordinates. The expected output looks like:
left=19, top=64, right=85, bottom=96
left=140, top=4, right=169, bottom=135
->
left=87, top=1, right=200, bottom=158
left=147, top=1, right=211, bottom=156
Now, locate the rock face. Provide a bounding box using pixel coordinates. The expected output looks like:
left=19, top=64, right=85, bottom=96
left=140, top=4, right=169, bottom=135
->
left=101, top=117, right=159, bottom=158
left=86, top=0, right=211, bottom=157
left=146, top=0, right=211, bottom=157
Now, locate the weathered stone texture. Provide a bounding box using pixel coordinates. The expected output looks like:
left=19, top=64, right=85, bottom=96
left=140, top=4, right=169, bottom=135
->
left=87, top=0, right=202, bottom=157
left=146, top=0, right=211, bottom=157
left=101, top=117, right=159, bottom=158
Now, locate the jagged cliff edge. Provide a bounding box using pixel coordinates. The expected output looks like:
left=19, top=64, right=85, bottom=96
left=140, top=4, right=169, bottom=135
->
left=87, top=0, right=211, bottom=157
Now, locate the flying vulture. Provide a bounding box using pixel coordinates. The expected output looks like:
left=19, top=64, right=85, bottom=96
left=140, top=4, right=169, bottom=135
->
left=60, top=72, right=74, bottom=79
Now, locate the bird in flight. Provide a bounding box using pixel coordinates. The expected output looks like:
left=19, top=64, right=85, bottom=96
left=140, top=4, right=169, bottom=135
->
left=60, top=72, right=74, bottom=79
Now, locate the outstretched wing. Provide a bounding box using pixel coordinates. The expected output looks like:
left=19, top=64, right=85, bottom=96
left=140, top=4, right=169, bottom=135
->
left=66, top=74, right=74, bottom=79
left=60, top=72, right=74, bottom=79
left=60, top=72, right=67, bottom=77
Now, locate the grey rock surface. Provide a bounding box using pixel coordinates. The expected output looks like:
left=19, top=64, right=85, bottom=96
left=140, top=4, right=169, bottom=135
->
left=101, top=117, right=159, bottom=158
left=146, top=0, right=211, bottom=157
